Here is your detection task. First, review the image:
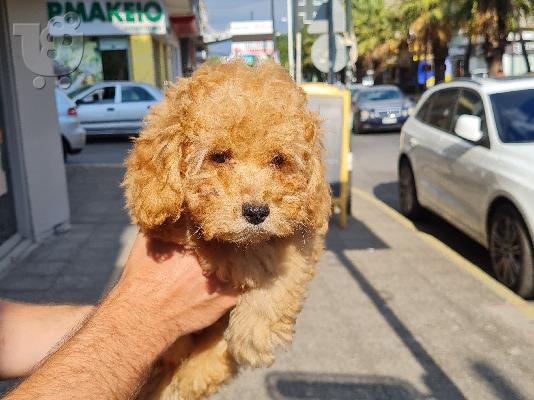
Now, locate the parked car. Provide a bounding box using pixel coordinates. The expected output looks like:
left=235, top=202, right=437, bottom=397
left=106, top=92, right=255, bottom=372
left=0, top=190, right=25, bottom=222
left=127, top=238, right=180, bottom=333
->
left=54, top=88, right=86, bottom=160
left=398, top=77, right=534, bottom=298
left=69, top=82, right=163, bottom=136
left=349, top=84, right=364, bottom=103
left=353, top=85, right=414, bottom=133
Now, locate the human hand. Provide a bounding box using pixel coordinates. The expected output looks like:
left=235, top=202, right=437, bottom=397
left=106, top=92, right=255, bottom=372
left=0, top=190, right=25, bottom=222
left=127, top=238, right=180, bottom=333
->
left=110, top=233, right=239, bottom=347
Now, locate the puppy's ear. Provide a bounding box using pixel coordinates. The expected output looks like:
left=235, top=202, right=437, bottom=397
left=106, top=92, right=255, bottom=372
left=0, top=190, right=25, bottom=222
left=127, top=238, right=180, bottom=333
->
left=305, top=113, right=332, bottom=235
left=123, top=100, right=185, bottom=231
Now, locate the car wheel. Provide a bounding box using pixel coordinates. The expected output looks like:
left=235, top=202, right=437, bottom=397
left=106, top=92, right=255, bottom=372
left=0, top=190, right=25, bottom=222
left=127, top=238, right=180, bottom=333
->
left=489, top=204, right=534, bottom=299
left=398, top=160, right=423, bottom=219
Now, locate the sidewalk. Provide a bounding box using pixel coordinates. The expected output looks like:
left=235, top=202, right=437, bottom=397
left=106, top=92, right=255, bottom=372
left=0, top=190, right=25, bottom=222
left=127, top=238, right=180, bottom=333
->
left=213, top=194, right=534, bottom=400
left=1, top=164, right=533, bottom=399
left=0, top=164, right=134, bottom=304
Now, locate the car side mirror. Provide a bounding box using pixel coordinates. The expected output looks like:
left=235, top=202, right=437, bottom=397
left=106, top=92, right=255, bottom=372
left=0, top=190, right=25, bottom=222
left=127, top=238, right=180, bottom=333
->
left=454, top=114, right=483, bottom=142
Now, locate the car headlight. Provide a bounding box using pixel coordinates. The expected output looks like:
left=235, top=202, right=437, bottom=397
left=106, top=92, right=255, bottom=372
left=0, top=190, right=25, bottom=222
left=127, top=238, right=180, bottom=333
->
left=360, top=110, right=370, bottom=121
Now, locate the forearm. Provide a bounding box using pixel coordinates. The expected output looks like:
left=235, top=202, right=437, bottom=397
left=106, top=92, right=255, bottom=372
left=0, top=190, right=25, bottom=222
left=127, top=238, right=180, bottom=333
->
left=0, top=301, right=93, bottom=379
left=4, top=288, right=173, bottom=400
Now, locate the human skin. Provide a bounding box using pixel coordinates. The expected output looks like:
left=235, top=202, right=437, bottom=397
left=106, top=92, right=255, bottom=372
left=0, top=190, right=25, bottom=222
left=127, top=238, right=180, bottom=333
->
left=0, top=301, right=94, bottom=379
left=3, top=233, right=238, bottom=400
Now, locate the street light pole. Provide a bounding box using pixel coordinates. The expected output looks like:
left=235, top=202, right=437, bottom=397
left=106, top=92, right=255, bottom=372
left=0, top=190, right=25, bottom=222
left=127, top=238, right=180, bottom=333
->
left=287, top=0, right=295, bottom=79
left=327, top=0, right=335, bottom=84
left=271, top=0, right=277, bottom=60
left=345, top=0, right=353, bottom=84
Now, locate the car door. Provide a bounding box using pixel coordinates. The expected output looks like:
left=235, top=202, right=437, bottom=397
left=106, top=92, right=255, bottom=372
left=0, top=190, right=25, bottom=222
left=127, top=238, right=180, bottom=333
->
left=76, top=85, right=119, bottom=133
left=438, top=88, right=495, bottom=239
left=409, top=88, right=459, bottom=212
left=115, top=85, right=157, bottom=133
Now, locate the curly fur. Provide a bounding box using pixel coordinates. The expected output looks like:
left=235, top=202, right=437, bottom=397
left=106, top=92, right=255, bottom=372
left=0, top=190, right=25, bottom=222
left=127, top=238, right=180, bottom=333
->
left=123, top=60, right=331, bottom=399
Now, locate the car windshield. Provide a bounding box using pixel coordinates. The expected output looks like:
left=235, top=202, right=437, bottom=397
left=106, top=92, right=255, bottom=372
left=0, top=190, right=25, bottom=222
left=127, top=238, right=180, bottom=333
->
left=359, top=89, right=401, bottom=101
left=68, top=85, right=93, bottom=99
left=491, top=89, right=534, bottom=143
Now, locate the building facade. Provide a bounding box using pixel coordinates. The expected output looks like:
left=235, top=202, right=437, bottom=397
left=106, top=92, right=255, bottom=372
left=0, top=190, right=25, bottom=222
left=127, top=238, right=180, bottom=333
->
left=229, top=20, right=274, bottom=64
left=47, top=0, right=204, bottom=91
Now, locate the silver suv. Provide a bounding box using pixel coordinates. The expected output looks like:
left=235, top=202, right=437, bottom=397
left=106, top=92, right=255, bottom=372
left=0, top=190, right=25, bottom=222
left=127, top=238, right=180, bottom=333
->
left=398, top=77, right=534, bottom=298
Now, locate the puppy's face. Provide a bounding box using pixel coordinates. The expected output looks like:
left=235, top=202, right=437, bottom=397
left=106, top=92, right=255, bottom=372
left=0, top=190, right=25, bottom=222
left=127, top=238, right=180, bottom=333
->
left=184, top=118, right=312, bottom=244
left=124, top=61, right=331, bottom=244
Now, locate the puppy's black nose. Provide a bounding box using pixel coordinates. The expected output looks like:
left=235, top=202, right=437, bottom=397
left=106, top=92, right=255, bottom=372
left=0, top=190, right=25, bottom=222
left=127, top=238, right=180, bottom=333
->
left=242, top=203, right=270, bottom=225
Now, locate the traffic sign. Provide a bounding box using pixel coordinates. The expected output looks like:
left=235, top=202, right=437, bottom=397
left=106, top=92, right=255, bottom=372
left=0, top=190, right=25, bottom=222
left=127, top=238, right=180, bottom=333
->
left=307, top=0, right=345, bottom=34
left=311, top=33, right=347, bottom=73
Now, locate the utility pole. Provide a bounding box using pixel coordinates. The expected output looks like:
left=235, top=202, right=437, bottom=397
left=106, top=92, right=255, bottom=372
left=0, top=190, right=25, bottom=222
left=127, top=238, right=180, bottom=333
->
left=327, top=0, right=335, bottom=83
left=345, top=0, right=353, bottom=84
left=270, top=0, right=277, bottom=60
left=296, top=30, right=302, bottom=83
left=287, top=0, right=295, bottom=79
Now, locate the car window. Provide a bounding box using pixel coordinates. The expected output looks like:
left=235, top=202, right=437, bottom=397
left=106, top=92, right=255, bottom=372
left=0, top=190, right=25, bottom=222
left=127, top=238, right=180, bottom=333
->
left=80, top=86, right=116, bottom=104
left=359, top=89, right=401, bottom=101
left=423, top=89, right=459, bottom=131
left=490, top=89, right=534, bottom=143
left=68, top=85, right=93, bottom=99
left=453, top=89, right=488, bottom=136
left=121, top=86, right=155, bottom=102
left=416, top=97, right=431, bottom=121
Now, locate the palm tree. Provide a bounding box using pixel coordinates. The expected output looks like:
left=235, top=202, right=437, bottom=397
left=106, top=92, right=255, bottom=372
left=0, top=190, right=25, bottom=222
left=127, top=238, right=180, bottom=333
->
left=351, top=0, right=399, bottom=80
left=399, top=0, right=457, bottom=83
left=457, top=0, right=533, bottom=76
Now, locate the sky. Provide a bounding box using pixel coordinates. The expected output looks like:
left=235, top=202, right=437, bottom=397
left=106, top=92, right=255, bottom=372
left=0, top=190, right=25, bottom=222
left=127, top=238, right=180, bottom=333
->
left=205, top=0, right=288, bottom=56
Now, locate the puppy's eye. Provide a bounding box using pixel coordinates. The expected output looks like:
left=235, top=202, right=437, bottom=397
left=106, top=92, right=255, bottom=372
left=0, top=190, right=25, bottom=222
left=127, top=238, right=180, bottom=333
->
left=210, top=151, right=231, bottom=164
left=271, top=154, right=285, bottom=167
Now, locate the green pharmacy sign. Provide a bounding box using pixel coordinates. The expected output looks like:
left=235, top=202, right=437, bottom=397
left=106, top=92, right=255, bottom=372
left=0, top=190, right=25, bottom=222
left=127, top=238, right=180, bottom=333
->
left=47, top=1, right=167, bottom=35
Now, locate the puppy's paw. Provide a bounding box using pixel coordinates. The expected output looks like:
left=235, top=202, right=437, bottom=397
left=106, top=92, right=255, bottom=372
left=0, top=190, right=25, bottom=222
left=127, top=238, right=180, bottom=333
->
left=271, top=318, right=296, bottom=347
left=225, top=318, right=275, bottom=368
left=176, top=376, right=213, bottom=400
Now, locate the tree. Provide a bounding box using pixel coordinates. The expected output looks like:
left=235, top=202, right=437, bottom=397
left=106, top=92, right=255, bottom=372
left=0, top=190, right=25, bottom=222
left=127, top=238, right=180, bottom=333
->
left=457, top=0, right=533, bottom=76
left=351, top=0, right=399, bottom=80
left=399, top=0, right=457, bottom=84
left=275, top=33, right=289, bottom=69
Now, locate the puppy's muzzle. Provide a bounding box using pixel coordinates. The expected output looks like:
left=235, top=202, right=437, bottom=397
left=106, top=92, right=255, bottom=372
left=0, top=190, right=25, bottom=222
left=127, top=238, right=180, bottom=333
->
left=242, top=203, right=270, bottom=225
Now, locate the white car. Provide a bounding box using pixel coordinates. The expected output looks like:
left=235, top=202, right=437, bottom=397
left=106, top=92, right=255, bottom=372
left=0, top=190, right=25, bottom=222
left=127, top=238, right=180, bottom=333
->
left=398, top=77, right=534, bottom=298
left=69, top=82, right=163, bottom=135
left=55, top=88, right=86, bottom=160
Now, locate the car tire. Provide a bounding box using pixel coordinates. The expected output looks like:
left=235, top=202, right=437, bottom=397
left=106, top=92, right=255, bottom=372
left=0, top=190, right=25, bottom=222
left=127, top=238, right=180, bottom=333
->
left=352, top=114, right=362, bottom=134
left=489, top=204, right=534, bottom=299
left=398, top=160, right=423, bottom=220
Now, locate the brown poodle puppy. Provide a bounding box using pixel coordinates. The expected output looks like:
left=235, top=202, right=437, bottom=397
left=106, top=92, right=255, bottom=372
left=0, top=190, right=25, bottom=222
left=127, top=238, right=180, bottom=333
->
left=123, top=60, right=331, bottom=399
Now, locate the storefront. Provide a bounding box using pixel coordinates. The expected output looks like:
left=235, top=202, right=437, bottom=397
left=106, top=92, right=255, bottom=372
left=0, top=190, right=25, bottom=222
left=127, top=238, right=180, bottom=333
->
left=0, top=0, right=204, bottom=268
left=47, top=0, right=192, bottom=90
left=0, top=0, right=71, bottom=267
left=229, top=20, right=275, bottom=65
